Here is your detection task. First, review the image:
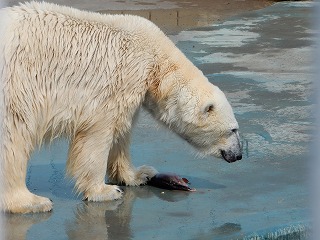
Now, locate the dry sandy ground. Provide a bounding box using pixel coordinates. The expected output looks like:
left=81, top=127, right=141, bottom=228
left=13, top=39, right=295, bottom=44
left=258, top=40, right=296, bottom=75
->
left=5, top=0, right=273, bottom=33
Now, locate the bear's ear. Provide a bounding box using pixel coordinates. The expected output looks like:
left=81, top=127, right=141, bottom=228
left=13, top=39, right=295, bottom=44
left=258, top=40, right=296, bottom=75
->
left=204, top=103, right=214, bottom=114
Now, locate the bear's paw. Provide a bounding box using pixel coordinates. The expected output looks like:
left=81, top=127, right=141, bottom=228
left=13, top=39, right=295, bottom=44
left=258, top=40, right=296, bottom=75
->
left=133, top=165, right=158, bottom=185
left=3, top=192, right=52, bottom=214
left=84, top=184, right=123, bottom=202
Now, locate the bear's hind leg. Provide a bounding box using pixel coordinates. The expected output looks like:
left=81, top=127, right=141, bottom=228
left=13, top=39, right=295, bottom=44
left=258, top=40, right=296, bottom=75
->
left=107, top=132, right=158, bottom=186
left=66, top=124, right=123, bottom=201
left=2, top=120, right=52, bottom=213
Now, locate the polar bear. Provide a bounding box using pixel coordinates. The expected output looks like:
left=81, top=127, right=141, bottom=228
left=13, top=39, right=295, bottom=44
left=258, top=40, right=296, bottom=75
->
left=0, top=2, right=242, bottom=213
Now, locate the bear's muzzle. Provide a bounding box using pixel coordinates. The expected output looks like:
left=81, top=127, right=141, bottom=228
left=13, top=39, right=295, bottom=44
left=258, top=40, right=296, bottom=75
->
left=221, top=149, right=242, bottom=163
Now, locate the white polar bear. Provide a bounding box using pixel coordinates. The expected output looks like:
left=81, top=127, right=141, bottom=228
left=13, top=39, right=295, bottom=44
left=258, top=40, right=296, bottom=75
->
left=0, top=2, right=242, bottom=213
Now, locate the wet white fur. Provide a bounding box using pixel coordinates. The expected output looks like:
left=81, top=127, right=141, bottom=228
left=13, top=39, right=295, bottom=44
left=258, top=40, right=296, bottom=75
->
left=0, top=2, right=238, bottom=213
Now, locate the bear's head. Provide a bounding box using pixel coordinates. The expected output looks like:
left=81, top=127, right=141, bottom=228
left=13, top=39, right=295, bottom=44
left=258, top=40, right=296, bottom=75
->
left=145, top=65, right=242, bottom=163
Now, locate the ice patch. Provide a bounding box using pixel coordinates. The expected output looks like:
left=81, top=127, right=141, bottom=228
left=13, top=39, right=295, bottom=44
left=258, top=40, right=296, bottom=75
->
left=171, top=28, right=259, bottom=47
left=217, top=71, right=312, bottom=94
left=197, top=47, right=313, bottom=73
left=171, top=14, right=282, bottom=47
left=286, top=1, right=313, bottom=8
left=217, top=15, right=280, bottom=28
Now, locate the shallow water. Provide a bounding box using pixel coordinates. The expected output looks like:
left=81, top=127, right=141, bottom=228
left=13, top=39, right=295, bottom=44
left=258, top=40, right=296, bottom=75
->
left=3, top=2, right=313, bottom=240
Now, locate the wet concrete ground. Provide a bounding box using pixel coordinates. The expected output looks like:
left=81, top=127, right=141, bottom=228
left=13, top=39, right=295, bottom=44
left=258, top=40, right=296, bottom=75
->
left=6, top=0, right=272, bottom=34
left=3, top=1, right=314, bottom=240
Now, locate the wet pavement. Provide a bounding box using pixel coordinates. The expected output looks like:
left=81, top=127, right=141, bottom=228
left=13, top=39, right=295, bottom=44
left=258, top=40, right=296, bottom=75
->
left=6, top=0, right=272, bottom=34
left=3, top=1, right=314, bottom=240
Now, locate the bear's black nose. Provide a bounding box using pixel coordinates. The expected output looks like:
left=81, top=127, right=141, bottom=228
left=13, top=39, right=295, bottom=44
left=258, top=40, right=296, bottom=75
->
left=221, top=150, right=242, bottom=163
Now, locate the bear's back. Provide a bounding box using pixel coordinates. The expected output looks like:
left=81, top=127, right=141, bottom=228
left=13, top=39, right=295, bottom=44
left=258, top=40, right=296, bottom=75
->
left=6, top=1, right=163, bottom=41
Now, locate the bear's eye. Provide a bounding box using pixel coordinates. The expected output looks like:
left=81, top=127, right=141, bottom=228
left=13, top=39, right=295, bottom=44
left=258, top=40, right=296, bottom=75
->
left=205, top=104, right=214, bottom=113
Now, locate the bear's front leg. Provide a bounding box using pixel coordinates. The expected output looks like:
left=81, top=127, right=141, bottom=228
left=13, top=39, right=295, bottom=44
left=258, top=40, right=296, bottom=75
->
left=107, top=131, right=158, bottom=186
left=66, top=125, right=123, bottom=201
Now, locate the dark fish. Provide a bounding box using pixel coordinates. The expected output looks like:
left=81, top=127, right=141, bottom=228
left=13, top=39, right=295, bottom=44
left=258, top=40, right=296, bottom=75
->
left=147, top=173, right=196, bottom=191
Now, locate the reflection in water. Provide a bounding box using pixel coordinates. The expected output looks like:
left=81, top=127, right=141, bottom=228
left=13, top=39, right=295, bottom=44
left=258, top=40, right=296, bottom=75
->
left=3, top=176, right=211, bottom=240
left=66, top=200, right=128, bottom=240
left=98, top=9, right=218, bottom=34
left=66, top=186, right=190, bottom=240
left=191, top=222, right=242, bottom=240
left=3, top=212, right=52, bottom=240
left=212, top=223, right=242, bottom=235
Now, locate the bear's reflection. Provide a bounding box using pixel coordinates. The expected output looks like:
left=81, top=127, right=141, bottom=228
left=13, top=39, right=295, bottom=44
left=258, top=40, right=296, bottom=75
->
left=3, top=212, right=52, bottom=240
left=65, top=186, right=190, bottom=240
